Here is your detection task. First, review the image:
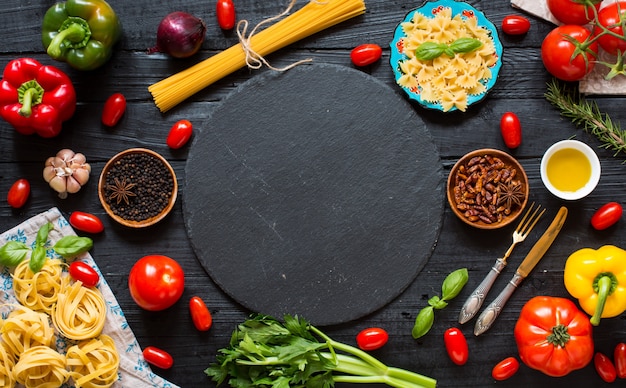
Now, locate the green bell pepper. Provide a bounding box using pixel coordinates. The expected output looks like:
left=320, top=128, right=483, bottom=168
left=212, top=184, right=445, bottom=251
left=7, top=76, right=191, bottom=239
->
left=42, top=0, right=122, bottom=71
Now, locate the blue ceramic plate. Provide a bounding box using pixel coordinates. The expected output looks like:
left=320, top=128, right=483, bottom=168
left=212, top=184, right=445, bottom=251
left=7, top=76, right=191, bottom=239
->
left=389, top=0, right=503, bottom=112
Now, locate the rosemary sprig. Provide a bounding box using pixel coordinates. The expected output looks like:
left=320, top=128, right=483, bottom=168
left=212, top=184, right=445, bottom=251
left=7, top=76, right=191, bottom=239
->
left=545, top=79, right=626, bottom=159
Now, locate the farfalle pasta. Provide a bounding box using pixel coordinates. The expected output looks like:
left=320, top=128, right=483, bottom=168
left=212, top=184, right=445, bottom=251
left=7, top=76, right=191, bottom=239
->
left=52, top=280, right=107, bottom=340
left=12, top=258, right=68, bottom=314
left=66, top=334, right=120, bottom=388
left=395, top=7, right=498, bottom=112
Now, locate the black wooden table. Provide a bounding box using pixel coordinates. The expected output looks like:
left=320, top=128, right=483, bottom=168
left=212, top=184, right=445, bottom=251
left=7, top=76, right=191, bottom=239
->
left=1, top=1, right=625, bottom=387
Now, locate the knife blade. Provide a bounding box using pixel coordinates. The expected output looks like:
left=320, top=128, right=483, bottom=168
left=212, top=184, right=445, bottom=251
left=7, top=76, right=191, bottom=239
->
left=473, top=206, right=568, bottom=336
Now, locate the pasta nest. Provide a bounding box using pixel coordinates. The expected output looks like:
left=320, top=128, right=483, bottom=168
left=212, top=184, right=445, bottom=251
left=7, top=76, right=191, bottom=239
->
left=0, top=341, right=16, bottom=388
left=66, top=334, right=120, bottom=388
left=52, top=281, right=107, bottom=341
left=12, top=345, right=69, bottom=388
left=0, top=305, right=56, bottom=359
left=12, top=258, right=68, bottom=314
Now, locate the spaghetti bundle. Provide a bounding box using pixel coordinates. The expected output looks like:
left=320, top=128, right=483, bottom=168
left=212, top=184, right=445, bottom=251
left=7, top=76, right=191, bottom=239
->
left=12, top=345, right=69, bottom=388
left=66, top=334, right=120, bottom=388
left=0, top=305, right=56, bottom=358
left=149, top=0, right=366, bottom=112
left=12, top=258, right=68, bottom=314
left=52, top=281, right=107, bottom=340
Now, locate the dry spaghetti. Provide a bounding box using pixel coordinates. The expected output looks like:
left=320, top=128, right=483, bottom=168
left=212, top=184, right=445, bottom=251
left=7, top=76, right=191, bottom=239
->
left=66, top=334, right=120, bottom=388
left=52, top=280, right=107, bottom=340
left=149, top=0, right=366, bottom=112
left=12, top=258, right=68, bottom=314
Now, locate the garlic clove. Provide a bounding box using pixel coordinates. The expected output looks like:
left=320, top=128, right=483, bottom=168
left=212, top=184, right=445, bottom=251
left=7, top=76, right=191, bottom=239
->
left=49, top=176, right=67, bottom=195
left=43, top=166, right=57, bottom=183
left=72, top=167, right=91, bottom=186
left=71, top=152, right=87, bottom=165
left=57, top=148, right=75, bottom=162
left=66, top=176, right=82, bottom=194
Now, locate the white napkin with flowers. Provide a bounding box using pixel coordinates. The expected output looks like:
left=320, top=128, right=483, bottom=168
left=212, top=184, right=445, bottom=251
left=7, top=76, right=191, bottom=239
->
left=511, top=0, right=625, bottom=94
left=0, top=208, right=179, bottom=388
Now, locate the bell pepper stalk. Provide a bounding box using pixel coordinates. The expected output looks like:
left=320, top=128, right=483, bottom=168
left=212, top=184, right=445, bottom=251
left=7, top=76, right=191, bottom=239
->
left=564, top=245, right=626, bottom=326
left=0, top=58, right=76, bottom=138
left=514, top=296, right=594, bottom=377
left=42, top=0, right=122, bottom=71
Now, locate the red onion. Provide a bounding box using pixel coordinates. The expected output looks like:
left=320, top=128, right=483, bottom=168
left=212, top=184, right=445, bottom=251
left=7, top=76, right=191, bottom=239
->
left=150, top=11, right=207, bottom=58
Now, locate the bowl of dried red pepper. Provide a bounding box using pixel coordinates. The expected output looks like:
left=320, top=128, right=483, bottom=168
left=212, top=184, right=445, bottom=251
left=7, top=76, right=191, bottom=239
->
left=98, top=148, right=178, bottom=228
left=447, top=148, right=529, bottom=230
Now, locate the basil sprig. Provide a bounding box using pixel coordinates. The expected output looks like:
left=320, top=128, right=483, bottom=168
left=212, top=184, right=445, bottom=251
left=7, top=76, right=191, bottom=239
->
left=0, top=222, right=93, bottom=272
left=412, top=268, right=469, bottom=339
left=415, top=38, right=483, bottom=61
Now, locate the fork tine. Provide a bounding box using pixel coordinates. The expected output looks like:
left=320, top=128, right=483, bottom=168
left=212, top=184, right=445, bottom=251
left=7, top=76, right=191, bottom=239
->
left=519, top=204, right=545, bottom=237
left=514, top=202, right=536, bottom=232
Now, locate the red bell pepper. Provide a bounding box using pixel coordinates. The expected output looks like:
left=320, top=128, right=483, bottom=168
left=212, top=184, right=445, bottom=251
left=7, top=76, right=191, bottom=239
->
left=0, top=58, right=76, bottom=138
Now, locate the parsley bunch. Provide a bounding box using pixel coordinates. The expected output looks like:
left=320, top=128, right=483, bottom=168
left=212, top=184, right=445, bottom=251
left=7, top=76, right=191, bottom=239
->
left=206, top=314, right=436, bottom=388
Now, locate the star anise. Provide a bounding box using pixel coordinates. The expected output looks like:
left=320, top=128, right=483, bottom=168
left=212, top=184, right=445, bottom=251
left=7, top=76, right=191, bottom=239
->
left=106, top=177, right=137, bottom=205
left=497, top=180, right=525, bottom=212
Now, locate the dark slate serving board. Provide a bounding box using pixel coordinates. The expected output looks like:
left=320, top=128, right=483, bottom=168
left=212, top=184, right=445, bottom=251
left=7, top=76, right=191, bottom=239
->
left=183, top=63, right=444, bottom=326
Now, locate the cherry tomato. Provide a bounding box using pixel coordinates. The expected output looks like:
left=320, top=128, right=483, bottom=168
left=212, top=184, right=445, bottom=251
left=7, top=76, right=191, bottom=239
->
left=166, top=119, right=193, bottom=149
left=102, top=93, right=126, bottom=127
left=541, top=25, right=598, bottom=82
left=350, top=44, right=383, bottom=67
left=443, top=327, right=468, bottom=366
left=614, top=343, right=626, bottom=379
left=69, top=211, right=105, bottom=234
left=501, top=15, right=530, bottom=35
left=143, top=346, right=174, bottom=369
left=216, top=0, right=236, bottom=30
left=594, top=352, right=617, bottom=383
left=128, top=255, right=185, bottom=311
left=595, top=2, right=626, bottom=56
left=7, top=178, right=30, bottom=209
left=500, top=112, right=522, bottom=149
left=546, top=0, right=601, bottom=25
left=492, top=357, right=520, bottom=381
left=69, top=261, right=100, bottom=288
left=355, top=327, right=389, bottom=351
left=590, top=202, right=623, bottom=230
left=189, top=296, right=213, bottom=332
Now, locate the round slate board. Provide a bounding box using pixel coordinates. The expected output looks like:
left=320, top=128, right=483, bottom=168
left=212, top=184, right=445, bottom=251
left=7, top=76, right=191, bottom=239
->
left=183, top=63, right=444, bottom=326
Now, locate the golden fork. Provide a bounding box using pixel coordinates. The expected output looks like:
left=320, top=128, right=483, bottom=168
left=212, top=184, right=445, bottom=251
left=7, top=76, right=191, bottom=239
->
left=458, top=203, right=545, bottom=324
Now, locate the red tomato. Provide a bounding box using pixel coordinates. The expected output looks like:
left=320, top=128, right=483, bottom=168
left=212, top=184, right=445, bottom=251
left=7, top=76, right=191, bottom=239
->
left=102, top=93, right=126, bottom=127
left=355, top=327, right=389, bottom=351
left=128, top=255, right=185, bottom=311
left=143, top=346, right=174, bottom=369
left=541, top=25, right=598, bottom=81
left=547, top=0, right=601, bottom=25
left=500, top=112, right=522, bottom=149
left=216, top=0, right=236, bottom=30
left=69, top=261, right=100, bottom=288
left=7, top=178, right=30, bottom=209
left=444, top=327, right=468, bottom=366
left=491, top=356, right=520, bottom=381
left=590, top=202, right=623, bottom=230
left=69, top=211, right=105, bottom=234
left=614, top=343, right=626, bottom=379
left=166, top=119, right=193, bottom=149
left=501, top=15, right=531, bottom=35
left=350, top=44, right=383, bottom=67
left=189, top=296, right=213, bottom=332
left=594, top=352, right=617, bottom=383
left=595, top=2, right=626, bottom=56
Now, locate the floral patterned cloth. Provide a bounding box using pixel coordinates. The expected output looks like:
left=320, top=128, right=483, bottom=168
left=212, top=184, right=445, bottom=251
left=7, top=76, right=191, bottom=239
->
left=0, top=208, right=179, bottom=388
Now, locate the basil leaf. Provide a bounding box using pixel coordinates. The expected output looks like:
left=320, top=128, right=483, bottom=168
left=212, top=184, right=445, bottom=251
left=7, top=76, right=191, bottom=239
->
left=0, top=241, right=30, bottom=266
left=53, top=236, right=93, bottom=258
left=411, top=306, right=435, bottom=339
left=35, top=222, right=54, bottom=248
left=427, top=295, right=448, bottom=310
left=29, top=246, right=46, bottom=273
left=449, top=37, right=483, bottom=54
left=441, top=268, right=469, bottom=301
left=415, top=42, right=447, bottom=60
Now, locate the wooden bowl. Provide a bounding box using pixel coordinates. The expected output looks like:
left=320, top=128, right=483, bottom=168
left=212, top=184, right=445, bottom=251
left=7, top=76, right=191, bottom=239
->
left=447, top=149, right=529, bottom=230
left=98, top=148, right=177, bottom=228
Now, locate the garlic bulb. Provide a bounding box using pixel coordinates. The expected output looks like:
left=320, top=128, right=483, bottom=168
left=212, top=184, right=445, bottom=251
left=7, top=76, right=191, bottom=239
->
left=43, top=149, right=91, bottom=199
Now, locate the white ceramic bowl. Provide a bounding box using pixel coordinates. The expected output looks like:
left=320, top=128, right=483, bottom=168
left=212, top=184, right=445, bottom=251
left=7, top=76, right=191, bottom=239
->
left=540, top=140, right=601, bottom=201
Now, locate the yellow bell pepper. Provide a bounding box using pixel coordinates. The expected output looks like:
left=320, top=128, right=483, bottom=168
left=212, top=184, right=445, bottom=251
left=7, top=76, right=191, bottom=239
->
left=564, top=245, right=626, bottom=326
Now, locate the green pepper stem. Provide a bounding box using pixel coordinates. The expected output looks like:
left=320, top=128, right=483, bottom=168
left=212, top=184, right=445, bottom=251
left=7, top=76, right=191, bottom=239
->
left=591, top=275, right=613, bottom=326
left=47, top=17, right=91, bottom=59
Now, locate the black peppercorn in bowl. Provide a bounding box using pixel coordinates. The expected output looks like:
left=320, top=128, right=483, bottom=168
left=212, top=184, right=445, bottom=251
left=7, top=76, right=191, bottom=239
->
left=98, top=148, right=178, bottom=228
left=446, top=149, right=529, bottom=230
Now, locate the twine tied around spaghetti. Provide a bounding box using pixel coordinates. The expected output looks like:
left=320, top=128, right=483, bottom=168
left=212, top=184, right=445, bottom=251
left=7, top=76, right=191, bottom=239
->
left=236, top=0, right=328, bottom=71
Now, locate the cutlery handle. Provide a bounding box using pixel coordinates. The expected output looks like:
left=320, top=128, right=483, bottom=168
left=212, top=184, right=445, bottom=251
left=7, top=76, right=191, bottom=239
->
left=458, top=258, right=507, bottom=324
left=473, top=272, right=524, bottom=336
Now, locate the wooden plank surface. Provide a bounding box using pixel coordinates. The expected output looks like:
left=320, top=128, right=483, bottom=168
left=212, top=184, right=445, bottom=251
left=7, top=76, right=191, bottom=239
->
left=1, top=1, right=625, bottom=387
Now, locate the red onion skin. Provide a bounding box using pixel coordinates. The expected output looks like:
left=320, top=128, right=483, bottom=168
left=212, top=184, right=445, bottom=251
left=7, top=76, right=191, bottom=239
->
left=153, top=11, right=206, bottom=58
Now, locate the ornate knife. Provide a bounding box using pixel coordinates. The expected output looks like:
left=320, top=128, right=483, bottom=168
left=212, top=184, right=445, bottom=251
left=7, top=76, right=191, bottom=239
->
left=473, top=206, right=568, bottom=336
